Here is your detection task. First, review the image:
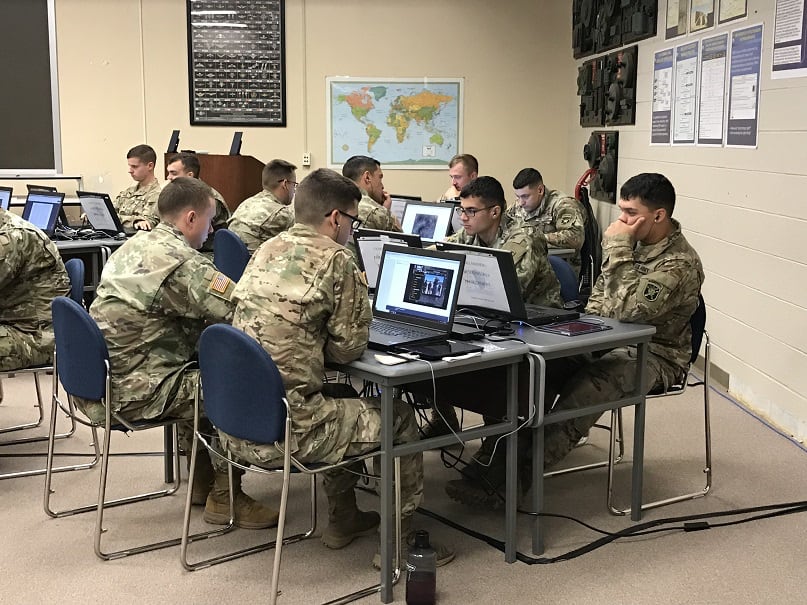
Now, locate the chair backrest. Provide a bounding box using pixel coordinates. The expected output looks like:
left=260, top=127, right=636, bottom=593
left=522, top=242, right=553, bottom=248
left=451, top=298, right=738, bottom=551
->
left=51, top=296, right=109, bottom=400
left=576, top=186, right=602, bottom=295
left=198, top=324, right=287, bottom=445
left=549, top=255, right=580, bottom=304
left=64, top=258, right=85, bottom=305
left=213, top=229, right=250, bottom=281
left=689, top=293, right=707, bottom=365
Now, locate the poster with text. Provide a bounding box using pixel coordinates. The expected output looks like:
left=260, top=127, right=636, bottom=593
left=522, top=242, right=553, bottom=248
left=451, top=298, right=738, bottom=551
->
left=652, top=49, right=675, bottom=144
left=673, top=41, right=699, bottom=144
left=772, top=0, right=807, bottom=79
left=727, top=24, right=763, bottom=147
left=698, top=34, right=729, bottom=146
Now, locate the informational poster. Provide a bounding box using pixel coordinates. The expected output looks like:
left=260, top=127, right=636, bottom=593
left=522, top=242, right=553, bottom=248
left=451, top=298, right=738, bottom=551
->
left=673, top=41, right=699, bottom=145
left=698, top=34, right=729, bottom=146
left=772, top=0, right=807, bottom=79
left=719, top=0, right=748, bottom=25
left=651, top=49, right=674, bottom=144
left=727, top=24, right=763, bottom=147
left=690, top=0, right=716, bottom=33
left=666, top=0, right=688, bottom=39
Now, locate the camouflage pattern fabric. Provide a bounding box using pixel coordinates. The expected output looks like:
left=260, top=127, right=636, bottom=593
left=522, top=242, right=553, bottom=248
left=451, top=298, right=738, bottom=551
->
left=447, top=212, right=564, bottom=309
left=227, top=190, right=294, bottom=254
left=230, top=223, right=423, bottom=513
left=345, top=192, right=401, bottom=264
left=113, top=179, right=161, bottom=229
left=199, top=184, right=231, bottom=258
left=0, top=209, right=70, bottom=371
left=506, top=187, right=586, bottom=276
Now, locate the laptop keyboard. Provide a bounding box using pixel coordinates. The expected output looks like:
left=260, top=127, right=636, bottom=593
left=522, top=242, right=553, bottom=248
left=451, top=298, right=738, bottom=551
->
left=370, top=319, right=432, bottom=339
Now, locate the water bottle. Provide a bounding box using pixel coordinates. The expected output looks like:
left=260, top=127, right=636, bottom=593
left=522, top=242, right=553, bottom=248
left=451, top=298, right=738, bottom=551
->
left=405, top=530, right=436, bottom=605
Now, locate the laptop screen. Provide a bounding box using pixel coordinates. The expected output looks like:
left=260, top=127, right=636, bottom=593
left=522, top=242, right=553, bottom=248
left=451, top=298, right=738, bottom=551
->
left=388, top=198, right=409, bottom=226
left=22, top=191, right=64, bottom=235
left=0, top=187, right=11, bottom=210
left=373, top=247, right=464, bottom=326
left=400, top=202, right=454, bottom=242
left=78, top=192, right=120, bottom=233
left=354, top=229, right=422, bottom=290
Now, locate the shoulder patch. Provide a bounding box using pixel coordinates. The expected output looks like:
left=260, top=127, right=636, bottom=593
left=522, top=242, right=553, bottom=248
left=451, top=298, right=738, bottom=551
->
left=559, top=215, right=573, bottom=226
left=643, top=281, right=662, bottom=301
left=208, top=272, right=233, bottom=295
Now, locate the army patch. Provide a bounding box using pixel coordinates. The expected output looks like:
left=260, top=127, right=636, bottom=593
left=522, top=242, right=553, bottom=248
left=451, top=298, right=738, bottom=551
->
left=643, top=282, right=662, bottom=301
left=209, top=272, right=232, bottom=294
left=559, top=215, right=573, bottom=226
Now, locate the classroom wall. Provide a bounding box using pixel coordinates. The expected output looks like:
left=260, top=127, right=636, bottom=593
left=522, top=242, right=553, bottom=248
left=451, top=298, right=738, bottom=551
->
left=565, top=1, right=807, bottom=441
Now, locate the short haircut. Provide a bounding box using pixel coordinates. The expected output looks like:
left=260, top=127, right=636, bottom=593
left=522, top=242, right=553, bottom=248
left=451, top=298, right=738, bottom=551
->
left=342, top=155, right=380, bottom=182
left=620, top=173, right=676, bottom=216
left=261, top=158, right=298, bottom=190
left=459, top=176, right=506, bottom=212
left=168, top=152, right=201, bottom=178
left=126, top=144, right=156, bottom=165
left=157, top=177, right=214, bottom=219
left=512, top=168, right=543, bottom=189
left=294, top=168, right=361, bottom=226
left=448, top=153, right=479, bottom=174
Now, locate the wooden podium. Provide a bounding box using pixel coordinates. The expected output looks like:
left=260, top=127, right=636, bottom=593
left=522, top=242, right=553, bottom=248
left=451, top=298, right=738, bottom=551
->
left=164, top=153, right=263, bottom=212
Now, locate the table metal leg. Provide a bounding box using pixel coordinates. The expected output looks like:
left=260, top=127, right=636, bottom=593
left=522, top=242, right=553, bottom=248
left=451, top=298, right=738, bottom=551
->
left=630, top=342, right=649, bottom=521
left=164, top=426, right=175, bottom=483
left=530, top=353, right=546, bottom=555
left=504, top=362, right=518, bottom=563
left=379, top=387, right=395, bottom=603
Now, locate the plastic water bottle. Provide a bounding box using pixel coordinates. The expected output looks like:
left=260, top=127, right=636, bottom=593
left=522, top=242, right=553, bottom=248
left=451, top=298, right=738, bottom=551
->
left=405, top=530, right=436, bottom=605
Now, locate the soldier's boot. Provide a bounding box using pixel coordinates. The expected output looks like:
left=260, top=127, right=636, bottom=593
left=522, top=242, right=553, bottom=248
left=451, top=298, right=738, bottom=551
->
left=321, top=489, right=380, bottom=549
left=203, top=470, right=279, bottom=529
left=372, top=516, right=455, bottom=569
left=187, top=449, right=216, bottom=506
left=421, top=401, right=460, bottom=439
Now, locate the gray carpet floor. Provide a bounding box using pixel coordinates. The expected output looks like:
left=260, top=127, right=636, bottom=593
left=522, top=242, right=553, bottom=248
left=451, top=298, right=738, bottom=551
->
left=1, top=371, right=806, bottom=604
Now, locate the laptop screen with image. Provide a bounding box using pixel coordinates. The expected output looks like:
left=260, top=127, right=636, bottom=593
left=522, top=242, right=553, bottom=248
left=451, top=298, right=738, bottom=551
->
left=400, top=202, right=454, bottom=242
left=77, top=191, right=124, bottom=235
left=22, top=191, right=65, bottom=236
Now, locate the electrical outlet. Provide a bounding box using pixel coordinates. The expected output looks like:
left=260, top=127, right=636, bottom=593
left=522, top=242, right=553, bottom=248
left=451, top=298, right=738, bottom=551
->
left=302, top=152, right=311, bottom=167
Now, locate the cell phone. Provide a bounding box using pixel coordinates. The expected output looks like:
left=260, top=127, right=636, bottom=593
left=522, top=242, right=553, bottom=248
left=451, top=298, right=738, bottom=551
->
left=395, top=340, right=483, bottom=360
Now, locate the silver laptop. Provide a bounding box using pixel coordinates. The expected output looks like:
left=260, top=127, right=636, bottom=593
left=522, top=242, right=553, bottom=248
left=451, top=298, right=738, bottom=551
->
left=77, top=190, right=136, bottom=236
left=354, top=228, right=422, bottom=295
left=368, top=246, right=466, bottom=352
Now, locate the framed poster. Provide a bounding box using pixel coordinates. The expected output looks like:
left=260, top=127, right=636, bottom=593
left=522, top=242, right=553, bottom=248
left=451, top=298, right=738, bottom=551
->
left=187, top=0, right=286, bottom=126
left=666, top=0, right=688, bottom=39
left=719, top=0, right=748, bottom=25
left=327, top=77, right=463, bottom=169
left=690, top=0, right=716, bottom=33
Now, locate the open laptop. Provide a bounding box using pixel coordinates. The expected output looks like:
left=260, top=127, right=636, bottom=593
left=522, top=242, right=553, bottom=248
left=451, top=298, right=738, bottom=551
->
left=389, top=194, right=421, bottom=226
left=22, top=190, right=65, bottom=238
left=0, top=186, right=12, bottom=210
left=436, top=241, right=580, bottom=326
left=77, top=190, right=136, bottom=236
left=354, top=228, right=422, bottom=294
left=400, top=202, right=455, bottom=242
left=368, top=245, right=466, bottom=352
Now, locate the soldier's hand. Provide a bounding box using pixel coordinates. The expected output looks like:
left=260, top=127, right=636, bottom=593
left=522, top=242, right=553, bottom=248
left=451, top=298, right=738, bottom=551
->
left=605, top=216, right=644, bottom=240
left=382, top=190, right=392, bottom=209
left=134, top=220, right=153, bottom=231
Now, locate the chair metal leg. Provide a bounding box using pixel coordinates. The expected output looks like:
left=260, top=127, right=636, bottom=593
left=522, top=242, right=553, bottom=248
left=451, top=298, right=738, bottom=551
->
left=543, top=409, right=625, bottom=478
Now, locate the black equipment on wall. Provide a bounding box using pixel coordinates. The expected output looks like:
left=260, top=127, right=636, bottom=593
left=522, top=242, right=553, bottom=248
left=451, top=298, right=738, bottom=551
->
left=573, top=0, right=657, bottom=58
left=583, top=131, right=618, bottom=203
left=578, top=45, right=637, bottom=127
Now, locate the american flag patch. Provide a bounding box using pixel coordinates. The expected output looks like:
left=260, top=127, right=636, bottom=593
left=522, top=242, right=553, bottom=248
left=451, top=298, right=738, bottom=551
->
left=209, top=272, right=231, bottom=294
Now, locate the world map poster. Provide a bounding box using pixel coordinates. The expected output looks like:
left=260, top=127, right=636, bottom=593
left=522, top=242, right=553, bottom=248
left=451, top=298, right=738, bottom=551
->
left=327, top=77, right=463, bottom=169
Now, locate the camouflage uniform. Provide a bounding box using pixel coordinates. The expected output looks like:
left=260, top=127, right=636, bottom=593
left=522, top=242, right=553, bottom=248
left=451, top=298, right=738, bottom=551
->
left=0, top=210, right=70, bottom=371
left=223, top=223, right=424, bottom=517
left=506, top=187, right=586, bottom=277
left=199, top=184, right=231, bottom=258
left=227, top=190, right=294, bottom=254
left=447, top=212, right=563, bottom=309
left=113, top=179, right=161, bottom=229
left=74, top=223, right=236, bottom=456
left=345, top=192, right=401, bottom=265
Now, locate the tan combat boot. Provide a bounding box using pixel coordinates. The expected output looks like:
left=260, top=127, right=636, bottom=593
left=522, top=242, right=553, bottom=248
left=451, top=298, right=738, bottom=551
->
left=203, top=470, right=279, bottom=529
left=187, top=449, right=215, bottom=506
left=321, top=489, right=380, bottom=549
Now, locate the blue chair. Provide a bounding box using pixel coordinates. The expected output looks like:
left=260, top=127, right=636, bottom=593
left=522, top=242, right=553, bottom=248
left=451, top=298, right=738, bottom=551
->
left=64, top=258, right=85, bottom=305
left=213, top=229, right=250, bottom=281
left=181, top=324, right=400, bottom=605
left=45, top=296, right=183, bottom=560
left=549, top=255, right=580, bottom=306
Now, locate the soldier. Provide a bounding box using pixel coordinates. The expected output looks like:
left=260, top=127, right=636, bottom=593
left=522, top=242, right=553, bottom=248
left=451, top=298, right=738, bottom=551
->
left=76, top=177, right=278, bottom=529
left=341, top=155, right=400, bottom=263
left=113, top=144, right=161, bottom=231
left=0, top=207, right=70, bottom=372
left=441, top=153, right=478, bottom=200
left=446, top=172, right=705, bottom=509
left=227, top=159, right=296, bottom=254
left=225, top=168, right=454, bottom=568
left=165, top=152, right=231, bottom=256
left=507, top=168, right=587, bottom=276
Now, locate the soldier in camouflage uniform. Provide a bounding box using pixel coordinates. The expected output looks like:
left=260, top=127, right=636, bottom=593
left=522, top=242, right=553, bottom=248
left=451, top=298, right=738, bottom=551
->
left=0, top=208, right=70, bottom=371
left=165, top=152, right=231, bottom=257
left=223, top=168, right=454, bottom=567
left=113, top=144, right=161, bottom=231
left=441, top=153, right=478, bottom=200
left=341, top=155, right=401, bottom=264
left=76, top=177, right=278, bottom=529
left=507, top=168, right=587, bottom=277
left=446, top=172, right=705, bottom=509
left=226, top=159, right=297, bottom=254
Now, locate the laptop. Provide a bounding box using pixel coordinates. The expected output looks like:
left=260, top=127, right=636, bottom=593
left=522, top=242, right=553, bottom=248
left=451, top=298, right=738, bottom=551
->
left=354, top=228, right=422, bottom=294
left=22, top=190, right=65, bottom=238
left=436, top=241, right=580, bottom=326
left=400, top=202, right=455, bottom=242
left=76, top=190, right=135, bottom=236
left=368, top=245, right=466, bottom=352
left=389, top=194, right=421, bottom=226
left=0, top=186, right=11, bottom=210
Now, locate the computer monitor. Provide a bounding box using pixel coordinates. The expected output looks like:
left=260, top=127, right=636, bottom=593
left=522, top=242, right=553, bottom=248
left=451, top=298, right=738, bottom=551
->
left=167, top=129, right=180, bottom=153
left=22, top=191, right=65, bottom=237
left=76, top=190, right=127, bottom=236
left=388, top=198, right=410, bottom=226
left=26, top=184, right=58, bottom=193
left=354, top=228, right=422, bottom=292
left=0, top=186, right=12, bottom=210
left=400, top=202, right=454, bottom=242
left=229, top=131, right=243, bottom=155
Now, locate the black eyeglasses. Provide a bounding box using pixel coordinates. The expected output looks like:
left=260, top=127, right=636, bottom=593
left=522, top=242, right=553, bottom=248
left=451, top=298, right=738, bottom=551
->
left=325, top=209, right=363, bottom=232
left=455, top=205, right=496, bottom=218
left=278, top=178, right=298, bottom=189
